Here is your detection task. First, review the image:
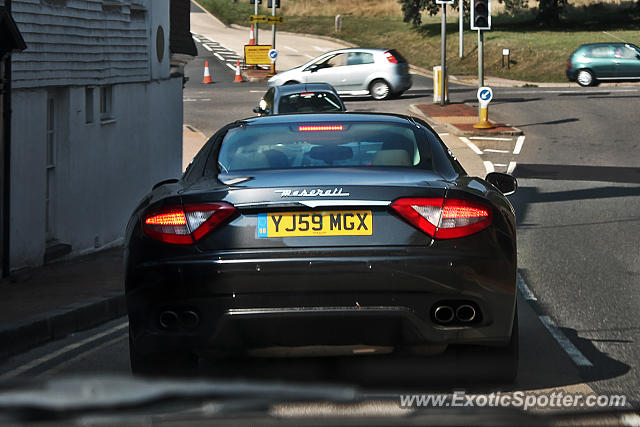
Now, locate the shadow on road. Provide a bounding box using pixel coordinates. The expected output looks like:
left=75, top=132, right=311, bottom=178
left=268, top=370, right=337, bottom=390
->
left=514, top=118, right=580, bottom=127
left=513, top=164, right=640, bottom=184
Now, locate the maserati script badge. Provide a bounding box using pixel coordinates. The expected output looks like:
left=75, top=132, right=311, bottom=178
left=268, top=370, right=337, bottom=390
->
left=274, top=188, right=350, bottom=197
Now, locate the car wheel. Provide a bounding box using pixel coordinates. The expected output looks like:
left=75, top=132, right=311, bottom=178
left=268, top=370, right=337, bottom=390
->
left=576, top=69, right=595, bottom=87
left=370, top=79, right=391, bottom=100
left=129, top=331, right=198, bottom=377
left=284, top=80, right=300, bottom=85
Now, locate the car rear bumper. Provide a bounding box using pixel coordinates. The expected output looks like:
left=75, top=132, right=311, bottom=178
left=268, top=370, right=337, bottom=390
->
left=127, top=246, right=516, bottom=355
left=566, top=69, right=577, bottom=81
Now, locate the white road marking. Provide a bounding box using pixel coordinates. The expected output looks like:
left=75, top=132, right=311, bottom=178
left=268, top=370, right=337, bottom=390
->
left=226, top=63, right=237, bottom=71
left=313, top=46, right=325, bottom=52
left=517, top=273, right=537, bottom=301
left=459, top=137, right=483, bottom=155
left=39, top=334, right=128, bottom=377
left=0, top=322, right=129, bottom=379
left=501, top=88, right=638, bottom=95
left=494, top=163, right=507, bottom=167
left=284, top=46, right=299, bottom=52
left=304, top=54, right=314, bottom=59
left=621, top=413, right=640, bottom=426
left=513, top=136, right=525, bottom=154
left=214, top=52, right=224, bottom=61
left=483, top=161, right=494, bottom=173
left=250, top=90, right=264, bottom=93
left=201, top=99, right=212, bottom=102
left=507, top=161, right=517, bottom=174
left=202, top=44, right=213, bottom=52
left=469, top=136, right=512, bottom=141
left=484, top=148, right=510, bottom=153
left=538, top=315, right=594, bottom=367
left=438, top=133, right=449, bottom=136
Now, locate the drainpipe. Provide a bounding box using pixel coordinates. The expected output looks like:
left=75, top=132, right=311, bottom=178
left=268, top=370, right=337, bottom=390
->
left=2, top=0, right=13, bottom=277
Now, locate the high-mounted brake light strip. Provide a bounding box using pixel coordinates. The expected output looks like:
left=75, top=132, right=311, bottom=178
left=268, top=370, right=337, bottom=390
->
left=298, top=125, right=344, bottom=132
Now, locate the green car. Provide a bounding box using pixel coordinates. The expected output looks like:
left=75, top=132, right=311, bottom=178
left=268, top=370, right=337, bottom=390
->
left=566, top=42, right=640, bottom=87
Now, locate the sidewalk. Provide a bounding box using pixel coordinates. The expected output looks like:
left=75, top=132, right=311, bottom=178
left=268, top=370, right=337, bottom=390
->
left=0, top=247, right=125, bottom=361
left=409, top=102, right=522, bottom=138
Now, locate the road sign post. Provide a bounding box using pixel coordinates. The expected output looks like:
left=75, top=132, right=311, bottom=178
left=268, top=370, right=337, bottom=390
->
left=436, top=0, right=454, bottom=106
left=271, top=0, right=276, bottom=75
left=268, top=48, right=278, bottom=75
left=474, top=86, right=495, bottom=129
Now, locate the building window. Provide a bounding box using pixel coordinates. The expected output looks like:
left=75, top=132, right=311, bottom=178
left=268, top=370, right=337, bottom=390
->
left=85, top=87, right=94, bottom=123
left=100, top=86, right=113, bottom=122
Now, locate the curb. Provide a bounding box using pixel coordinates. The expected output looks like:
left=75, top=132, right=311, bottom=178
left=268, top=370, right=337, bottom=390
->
left=0, top=292, right=126, bottom=361
left=407, top=104, right=523, bottom=137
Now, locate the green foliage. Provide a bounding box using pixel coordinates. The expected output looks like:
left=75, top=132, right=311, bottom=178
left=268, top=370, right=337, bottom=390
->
left=397, top=0, right=563, bottom=24
left=398, top=0, right=469, bottom=26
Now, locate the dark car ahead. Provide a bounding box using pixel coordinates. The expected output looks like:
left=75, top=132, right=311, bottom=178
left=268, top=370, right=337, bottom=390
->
left=125, top=113, right=519, bottom=379
left=253, top=83, right=346, bottom=116
left=566, top=42, right=640, bottom=86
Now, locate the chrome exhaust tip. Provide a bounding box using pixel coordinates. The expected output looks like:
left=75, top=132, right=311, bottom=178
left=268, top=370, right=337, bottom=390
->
left=456, top=304, right=477, bottom=322
left=434, top=305, right=455, bottom=323
left=159, top=310, right=178, bottom=329
left=180, top=310, right=200, bottom=328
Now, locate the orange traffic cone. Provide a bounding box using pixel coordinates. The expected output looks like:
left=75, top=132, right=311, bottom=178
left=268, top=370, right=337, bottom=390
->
left=249, top=25, right=255, bottom=45
left=202, top=61, right=213, bottom=84
left=234, top=60, right=243, bottom=83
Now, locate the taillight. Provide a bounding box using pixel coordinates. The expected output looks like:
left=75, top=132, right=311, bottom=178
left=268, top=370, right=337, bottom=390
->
left=390, top=197, right=492, bottom=239
left=143, top=203, right=236, bottom=244
left=384, top=51, right=398, bottom=64
left=567, top=59, right=572, bottom=69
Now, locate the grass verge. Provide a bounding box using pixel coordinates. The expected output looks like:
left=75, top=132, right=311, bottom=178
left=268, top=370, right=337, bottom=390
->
left=196, top=0, right=640, bottom=83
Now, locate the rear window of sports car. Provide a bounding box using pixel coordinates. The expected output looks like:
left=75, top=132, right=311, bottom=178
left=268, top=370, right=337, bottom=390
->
left=215, top=122, right=433, bottom=172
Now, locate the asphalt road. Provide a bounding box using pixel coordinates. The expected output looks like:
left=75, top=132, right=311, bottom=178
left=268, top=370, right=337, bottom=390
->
left=1, top=35, right=638, bottom=416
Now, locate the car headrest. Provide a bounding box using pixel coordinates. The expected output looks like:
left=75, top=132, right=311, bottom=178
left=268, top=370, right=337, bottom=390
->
left=372, top=149, right=411, bottom=166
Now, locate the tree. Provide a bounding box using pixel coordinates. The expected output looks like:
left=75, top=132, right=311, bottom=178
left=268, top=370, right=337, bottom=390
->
left=398, top=0, right=563, bottom=26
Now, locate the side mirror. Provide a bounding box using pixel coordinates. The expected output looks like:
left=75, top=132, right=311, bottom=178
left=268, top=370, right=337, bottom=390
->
left=486, top=172, right=517, bottom=196
left=253, top=106, right=262, bottom=114
left=306, top=64, right=319, bottom=72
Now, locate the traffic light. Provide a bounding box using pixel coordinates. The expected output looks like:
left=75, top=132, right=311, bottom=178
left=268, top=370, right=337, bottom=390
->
left=471, top=0, right=491, bottom=30
left=249, top=0, right=262, bottom=4
left=268, top=0, right=280, bottom=7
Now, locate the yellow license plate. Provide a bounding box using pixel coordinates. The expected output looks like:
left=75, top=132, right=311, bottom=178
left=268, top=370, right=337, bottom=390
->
left=257, top=210, right=373, bottom=237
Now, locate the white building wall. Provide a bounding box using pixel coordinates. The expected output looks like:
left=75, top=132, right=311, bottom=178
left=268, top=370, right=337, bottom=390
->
left=9, top=89, right=48, bottom=268
left=9, top=0, right=183, bottom=270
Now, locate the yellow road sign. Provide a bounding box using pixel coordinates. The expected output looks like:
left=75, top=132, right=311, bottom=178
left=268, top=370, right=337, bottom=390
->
left=249, top=14, right=267, bottom=23
left=244, top=45, right=272, bottom=65
left=267, top=16, right=284, bottom=24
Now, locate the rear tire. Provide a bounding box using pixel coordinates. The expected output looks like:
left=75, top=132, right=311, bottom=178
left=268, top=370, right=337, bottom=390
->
left=576, top=69, right=595, bottom=87
left=129, top=330, right=198, bottom=377
left=370, top=79, right=391, bottom=100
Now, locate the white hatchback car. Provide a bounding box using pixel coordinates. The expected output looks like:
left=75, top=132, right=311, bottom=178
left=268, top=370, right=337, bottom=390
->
left=268, top=48, right=412, bottom=100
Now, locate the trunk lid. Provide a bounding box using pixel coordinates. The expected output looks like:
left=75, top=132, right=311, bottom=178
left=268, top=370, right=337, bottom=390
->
left=181, top=168, right=450, bottom=250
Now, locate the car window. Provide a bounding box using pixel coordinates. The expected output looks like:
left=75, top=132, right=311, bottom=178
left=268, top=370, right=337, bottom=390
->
left=264, top=88, right=274, bottom=110
left=278, top=92, right=344, bottom=114
left=325, top=53, right=347, bottom=68
left=616, top=46, right=637, bottom=59
left=587, top=46, right=613, bottom=58
left=347, top=52, right=374, bottom=66
left=215, top=122, right=433, bottom=172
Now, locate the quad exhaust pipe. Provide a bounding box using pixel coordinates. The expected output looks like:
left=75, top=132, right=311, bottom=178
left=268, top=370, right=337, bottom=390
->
left=456, top=304, right=477, bottom=322
left=159, top=310, right=200, bottom=330
left=433, top=303, right=478, bottom=324
left=433, top=305, right=455, bottom=323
